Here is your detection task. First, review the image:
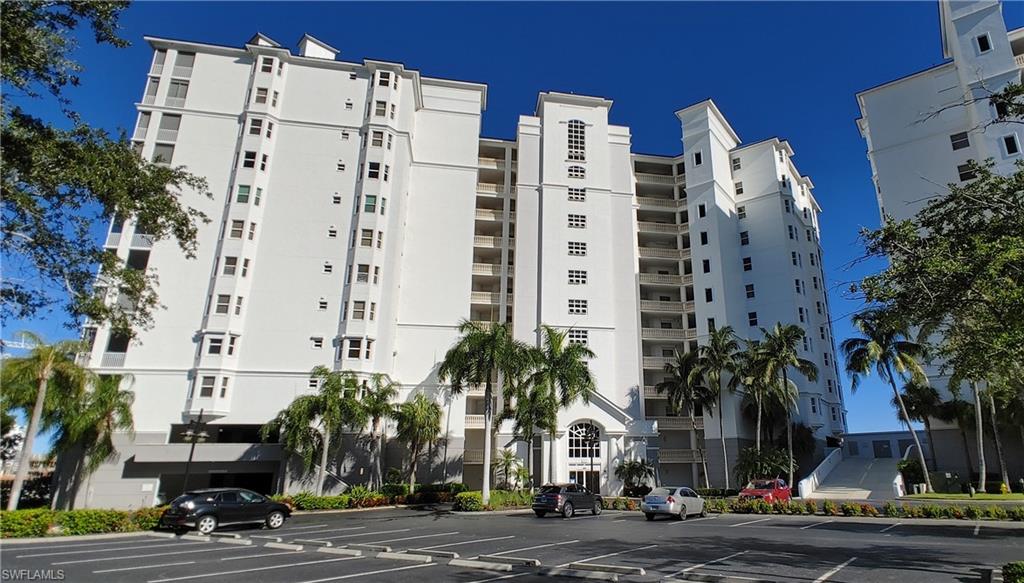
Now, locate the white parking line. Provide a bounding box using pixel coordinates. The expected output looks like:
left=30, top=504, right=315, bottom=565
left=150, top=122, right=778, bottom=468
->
left=147, top=555, right=362, bottom=582
left=316, top=528, right=411, bottom=540
left=730, top=518, right=771, bottom=528
left=365, top=531, right=460, bottom=545
left=974, top=524, right=981, bottom=536
left=220, top=550, right=305, bottom=561
left=801, top=519, right=834, bottom=530
left=279, top=523, right=329, bottom=531
left=486, top=539, right=579, bottom=556
left=669, top=515, right=718, bottom=526
left=279, top=526, right=366, bottom=537
left=558, top=544, right=657, bottom=567
left=94, top=561, right=196, bottom=573
left=466, top=574, right=529, bottom=583
left=294, top=562, right=436, bottom=583
left=665, top=550, right=747, bottom=577
left=9, top=537, right=166, bottom=551
left=879, top=522, right=901, bottom=533
left=813, top=557, right=857, bottom=582
left=54, top=544, right=253, bottom=565
left=17, top=541, right=204, bottom=558
left=421, top=535, right=515, bottom=550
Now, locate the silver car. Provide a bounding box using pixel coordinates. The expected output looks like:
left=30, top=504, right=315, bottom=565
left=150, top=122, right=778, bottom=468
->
left=641, top=486, right=706, bottom=521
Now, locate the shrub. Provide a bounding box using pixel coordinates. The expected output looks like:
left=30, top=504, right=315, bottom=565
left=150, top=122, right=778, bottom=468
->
left=860, top=504, right=879, bottom=517
left=804, top=500, right=818, bottom=515
left=896, top=458, right=925, bottom=486
left=0, top=509, right=55, bottom=538
left=822, top=500, right=839, bottom=516
left=58, top=510, right=133, bottom=536
left=705, top=498, right=729, bottom=513
left=986, top=505, right=1008, bottom=521
left=488, top=490, right=532, bottom=509
left=452, top=491, right=483, bottom=511
left=696, top=488, right=740, bottom=497
left=384, top=468, right=403, bottom=484
left=902, top=503, right=923, bottom=518
left=840, top=503, right=861, bottom=517
left=379, top=483, right=409, bottom=499
left=131, top=506, right=167, bottom=530
left=734, top=446, right=794, bottom=486
left=1007, top=507, right=1024, bottom=521
left=288, top=492, right=350, bottom=510
left=883, top=502, right=900, bottom=518
left=346, top=486, right=372, bottom=501
left=920, top=504, right=942, bottom=519
left=1005, top=561, right=1024, bottom=583
left=945, top=505, right=964, bottom=520
left=964, top=505, right=983, bottom=520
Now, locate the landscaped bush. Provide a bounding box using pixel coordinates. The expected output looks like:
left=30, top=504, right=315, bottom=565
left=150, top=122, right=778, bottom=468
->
left=1004, top=561, right=1024, bottom=583
left=883, top=502, right=900, bottom=518
left=965, top=505, right=983, bottom=520
left=379, top=483, right=409, bottom=499
left=486, top=490, right=533, bottom=510
left=0, top=509, right=55, bottom=538
left=1, top=506, right=171, bottom=538
left=452, top=491, right=483, bottom=511
left=696, top=488, right=740, bottom=497
left=860, top=503, right=879, bottom=517
left=58, top=510, right=133, bottom=535
left=840, top=502, right=861, bottom=517
left=987, top=505, right=1008, bottom=520
left=822, top=500, right=839, bottom=516
left=804, top=500, right=818, bottom=515
left=700, top=498, right=1024, bottom=523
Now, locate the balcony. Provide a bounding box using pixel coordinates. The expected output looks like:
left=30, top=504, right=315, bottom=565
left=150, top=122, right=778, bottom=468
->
left=636, top=196, right=684, bottom=209
left=463, top=449, right=500, bottom=464
left=133, top=127, right=148, bottom=141
left=105, top=232, right=122, bottom=248
left=130, top=234, right=154, bottom=248
left=465, top=414, right=485, bottom=429
left=478, top=157, right=506, bottom=170
left=1016, top=54, right=1024, bottom=68
left=635, top=173, right=681, bottom=185
left=640, top=299, right=688, bottom=313
left=658, top=448, right=702, bottom=463
left=475, top=209, right=515, bottom=222
left=639, top=273, right=692, bottom=286
left=654, top=416, right=704, bottom=431
left=641, top=328, right=694, bottom=341
left=637, top=221, right=686, bottom=235
left=643, top=356, right=674, bottom=369
left=474, top=235, right=514, bottom=249
left=100, top=352, right=127, bottom=367
left=638, top=247, right=687, bottom=260
left=156, top=128, right=179, bottom=142
left=477, top=183, right=507, bottom=195
left=472, top=263, right=503, bottom=277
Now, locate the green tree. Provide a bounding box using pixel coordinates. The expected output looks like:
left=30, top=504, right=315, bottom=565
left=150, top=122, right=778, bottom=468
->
left=491, top=449, right=521, bottom=490
left=614, top=459, right=655, bottom=494
left=934, top=397, right=975, bottom=477
left=496, top=367, right=549, bottom=491
left=892, top=379, right=941, bottom=470
left=1, top=332, right=89, bottom=510
left=840, top=309, right=932, bottom=492
left=696, top=327, right=740, bottom=488
left=261, top=367, right=364, bottom=495
left=527, top=326, right=595, bottom=488
left=735, top=341, right=775, bottom=453
left=438, top=321, right=532, bottom=504
left=655, top=349, right=713, bottom=488
left=759, top=324, right=818, bottom=488
left=1, top=2, right=210, bottom=334
left=734, top=446, right=793, bottom=486
left=360, top=374, right=398, bottom=491
left=395, top=393, right=442, bottom=493
left=983, top=382, right=1011, bottom=490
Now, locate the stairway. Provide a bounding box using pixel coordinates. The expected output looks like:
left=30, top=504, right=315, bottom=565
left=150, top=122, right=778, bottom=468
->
left=805, top=457, right=899, bottom=500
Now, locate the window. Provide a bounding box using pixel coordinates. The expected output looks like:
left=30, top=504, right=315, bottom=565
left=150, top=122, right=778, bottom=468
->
left=223, top=256, right=238, bottom=275
left=260, top=57, right=274, bottom=73
left=702, top=259, right=711, bottom=273
left=798, top=306, right=806, bottom=322
left=271, top=91, right=279, bottom=107
left=742, top=257, right=752, bottom=271
left=831, top=406, right=838, bottom=422
left=693, top=151, right=703, bottom=166
left=373, top=266, right=380, bottom=284
left=698, top=203, right=707, bottom=218
left=166, top=80, right=188, bottom=107
left=735, top=182, right=744, bottom=195
left=390, top=104, right=396, bottom=119
left=374, top=101, right=387, bottom=116
left=568, top=165, right=586, bottom=179
left=356, top=264, right=370, bottom=283
left=383, top=165, right=390, bottom=182
left=1003, top=135, right=1020, bottom=156
left=215, top=295, right=231, bottom=314
left=976, top=33, right=991, bottom=53
left=227, top=336, right=237, bottom=356
left=199, top=376, right=215, bottom=398
left=248, top=118, right=264, bottom=136
left=341, top=130, right=350, bottom=140
left=367, top=162, right=381, bottom=179
left=377, top=231, right=383, bottom=249
left=707, top=317, right=716, bottom=331
left=234, top=296, right=243, bottom=315
left=151, top=49, right=166, bottom=74
left=567, top=119, right=586, bottom=161
left=236, top=185, right=251, bottom=204
left=370, top=302, right=377, bottom=321
left=380, top=198, right=387, bottom=215
left=248, top=222, right=257, bottom=240
left=824, top=353, right=831, bottom=367
left=795, top=279, right=802, bottom=294
left=950, top=132, right=970, bottom=150
left=344, top=100, right=353, bottom=110
left=568, top=329, right=589, bottom=346
left=748, top=312, right=758, bottom=326
left=260, top=154, right=268, bottom=171
left=568, top=188, right=586, bottom=202
left=568, top=422, right=600, bottom=458
left=387, top=134, right=393, bottom=150
left=158, top=114, right=181, bottom=141
left=352, top=301, right=366, bottom=320
left=327, top=226, right=337, bottom=239
left=806, top=228, right=813, bottom=242
left=802, top=337, right=809, bottom=351
left=378, top=71, right=391, bottom=87
left=731, top=157, right=741, bottom=171
left=788, top=225, right=796, bottom=240
left=318, top=298, right=328, bottom=311
left=143, top=77, right=160, bottom=105
left=568, top=270, right=588, bottom=285
left=813, top=276, right=819, bottom=290
left=704, top=288, right=713, bottom=302
left=568, top=241, right=587, bottom=256
left=208, top=337, right=223, bottom=354
left=242, top=151, right=256, bottom=168
left=308, top=378, right=320, bottom=389
left=365, top=339, right=374, bottom=358
left=737, top=205, right=746, bottom=219
left=229, top=220, right=244, bottom=238
left=242, top=259, right=250, bottom=277
left=827, top=379, right=834, bottom=393
left=364, top=194, right=377, bottom=212
left=791, top=251, right=799, bottom=266
left=568, top=299, right=588, bottom=315
left=745, top=283, right=755, bottom=298
left=311, top=337, right=324, bottom=349
left=784, top=199, right=792, bottom=213
left=371, top=130, right=384, bottom=147
left=816, top=301, right=823, bottom=315
left=151, top=144, right=174, bottom=165
left=810, top=254, right=816, bottom=267
left=332, top=194, right=342, bottom=205
left=254, top=87, right=268, bottom=104
left=336, top=160, right=346, bottom=172
left=740, top=231, right=749, bottom=245
left=347, top=338, right=362, bottom=359
left=811, top=397, right=818, bottom=414
left=699, top=231, right=709, bottom=245
left=568, top=214, right=587, bottom=229
left=957, top=163, right=976, bottom=181
left=323, top=262, right=333, bottom=274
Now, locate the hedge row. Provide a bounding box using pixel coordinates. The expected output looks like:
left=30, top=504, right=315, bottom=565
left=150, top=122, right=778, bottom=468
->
left=0, top=507, right=166, bottom=538
left=1005, top=561, right=1024, bottom=583
left=703, top=498, right=1024, bottom=520
left=452, top=490, right=533, bottom=511
left=271, top=483, right=470, bottom=511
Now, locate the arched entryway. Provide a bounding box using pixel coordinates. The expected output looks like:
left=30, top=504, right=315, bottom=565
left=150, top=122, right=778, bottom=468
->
left=567, top=421, right=602, bottom=492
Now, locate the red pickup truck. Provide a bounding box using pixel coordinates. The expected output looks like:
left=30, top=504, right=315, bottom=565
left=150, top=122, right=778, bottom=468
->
left=739, top=479, right=792, bottom=503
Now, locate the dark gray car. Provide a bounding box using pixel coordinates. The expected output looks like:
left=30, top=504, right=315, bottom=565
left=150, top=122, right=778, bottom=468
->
left=532, top=483, right=603, bottom=518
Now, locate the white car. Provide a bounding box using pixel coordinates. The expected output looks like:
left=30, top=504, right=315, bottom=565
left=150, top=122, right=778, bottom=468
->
left=641, top=486, right=706, bottom=521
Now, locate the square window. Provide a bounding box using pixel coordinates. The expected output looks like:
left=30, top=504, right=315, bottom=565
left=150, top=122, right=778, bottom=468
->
left=378, top=71, right=391, bottom=87
left=568, top=299, right=588, bottom=314
left=152, top=144, right=175, bottom=164
left=255, top=88, right=268, bottom=104
left=260, top=57, right=274, bottom=73
left=735, top=181, right=744, bottom=195
left=215, top=294, right=231, bottom=314
left=699, top=231, right=709, bottom=245
left=352, top=301, right=366, bottom=320
left=568, top=214, right=587, bottom=229
left=318, top=299, right=329, bottom=311
left=704, top=288, right=713, bottom=302
left=371, top=130, right=384, bottom=147
left=740, top=231, right=750, bottom=245
left=950, top=132, right=970, bottom=150
left=341, top=130, right=350, bottom=140
left=367, top=162, right=381, bottom=179
left=236, top=185, right=251, bottom=203
left=361, top=229, right=373, bottom=246
left=748, top=312, right=758, bottom=326
left=166, top=80, right=188, bottom=107
left=327, top=227, right=337, bottom=238
left=337, top=160, right=346, bottom=172
left=308, top=378, right=319, bottom=389
left=223, top=256, right=238, bottom=275
left=568, top=165, right=585, bottom=179
left=208, top=337, right=223, bottom=354
left=568, top=269, right=588, bottom=285
left=1003, top=135, right=1020, bottom=156
left=199, top=376, right=215, bottom=398
left=567, top=329, right=589, bottom=346
left=364, top=194, right=377, bottom=212
left=347, top=338, right=362, bottom=358
left=332, top=194, right=342, bottom=205
left=374, top=101, right=387, bottom=116
left=737, top=205, right=746, bottom=219
left=229, top=220, right=244, bottom=238
left=323, top=262, right=333, bottom=274
left=249, top=118, right=263, bottom=135
left=957, top=163, right=977, bottom=181
left=345, top=101, right=353, bottom=110
left=745, top=283, right=755, bottom=298
left=568, top=241, right=587, bottom=256
left=568, top=188, right=586, bottom=202
left=311, top=337, right=324, bottom=349
left=743, top=257, right=752, bottom=271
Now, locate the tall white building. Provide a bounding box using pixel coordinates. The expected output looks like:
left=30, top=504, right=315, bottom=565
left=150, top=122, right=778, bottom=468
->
left=856, top=0, right=1023, bottom=479
left=57, top=31, right=844, bottom=509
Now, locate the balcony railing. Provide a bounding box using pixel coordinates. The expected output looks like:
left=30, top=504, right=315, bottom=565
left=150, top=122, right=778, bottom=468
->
left=641, top=327, right=694, bottom=340
left=640, top=299, right=685, bottom=312
left=474, top=235, right=514, bottom=249
left=658, top=448, right=703, bottom=463
left=636, top=196, right=684, bottom=208
left=465, top=414, right=485, bottom=429
left=478, top=157, right=506, bottom=170
left=643, top=356, right=674, bottom=369
left=156, top=129, right=179, bottom=142
left=477, top=183, right=506, bottom=195
left=638, top=247, right=687, bottom=260
left=639, top=273, right=692, bottom=286
left=475, top=209, right=515, bottom=222
left=105, top=232, right=122, bottom=248
left=655, top=416, right=704, bottom=431
left=470, top=291, right=502, bottom=304
left=100, top=352, right=127, bottom=367
left=635, top=173, right=681, bottom=185
left=637, top=221, right=685, bottom=234
left=1016, top=54, right=1024, bottom=68
left=130, top=234, right=154, bottom=248
left=464, top=449, right=500, bottom=464
left=171, top=65, right=193, bottom=77
left=472, top=263, right=502, bottom=276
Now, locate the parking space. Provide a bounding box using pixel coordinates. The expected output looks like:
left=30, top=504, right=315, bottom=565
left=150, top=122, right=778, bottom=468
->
left=2, top=507, right=1020, bottom=583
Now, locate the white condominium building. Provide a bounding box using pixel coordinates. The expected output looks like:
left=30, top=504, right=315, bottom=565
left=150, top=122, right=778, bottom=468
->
left=59, top=31, right=844, bottom=509
left=856, top=0, right=1023, bottom=478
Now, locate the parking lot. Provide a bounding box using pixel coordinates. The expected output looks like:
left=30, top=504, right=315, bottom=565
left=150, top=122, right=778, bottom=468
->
left=2, top=506, right=1021, bottom=583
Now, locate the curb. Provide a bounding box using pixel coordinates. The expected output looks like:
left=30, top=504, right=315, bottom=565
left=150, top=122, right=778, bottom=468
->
left=479, top=554, right=540, bottom=566
left=540, top=567, right=618, bottom=581
left=293, top=538, right=333, bottom=547
left=291, top=504, right=446, bottom=516
left=449, top=558, right=513, bottom=572
left=377, top=551, right=432, bottom=562
left=987, top=567, right=1004, bottom=583
left=217, top=537, right=253, bottom=546
left=347, top=543, right=391, bottom=552
left=181, top=534, right=211, bottom=542
left=265, top=542, right=304, bottom=551
left=250, top=535, right=283, bottom=543
left=210, top=532, right=240, bottom=539
left=569, top=562, right=645, bottom=576
left=407, top=548, right=459, bottom=559
left=317, top=547, right=362, bottom=556
left=0, top=531, right=152, bottom=545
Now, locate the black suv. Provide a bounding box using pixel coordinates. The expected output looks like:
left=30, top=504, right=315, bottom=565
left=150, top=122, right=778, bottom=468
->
left=532, top=483, right=602, bottom=518
left=159, top=488, right=291, bottom=534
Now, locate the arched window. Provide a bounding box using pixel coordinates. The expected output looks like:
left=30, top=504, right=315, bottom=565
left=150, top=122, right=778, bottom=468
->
left=568, top=422, right=600, bottom=459
left=568, top=119, right=586, bottom=161
left=568, top=165, right=586, bottom=179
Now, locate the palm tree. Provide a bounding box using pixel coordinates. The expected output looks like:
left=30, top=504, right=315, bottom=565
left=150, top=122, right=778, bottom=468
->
left=361, top=374, right=398, bottom=491
left=655, top=349, right=713, bottom=488
left=760, top=324, right=818, bottom=488
left=696, top=327, right=740, bottom=489
left=528, top=326, right=595, bottom=486
left=438, top=321, right=532, bottom=505
left=2, top=333, right=89, bottom=510
left=983, top=382, right=1010, bottom=490
left=735, top=341, right=776, bottom=453
left=841, top=309, right=932, bottom=493
left=892, top=379, right=941, bottom=470
left=262, top=366, right=364, bottom=495
left=496, top=375, right=549, bottom=491
left=395, top=393, right=442, bottom=492
left=614, top=459, right=655, bottom=495
left=491, top=448, right=521, bottom=490
left=935, top=397, right=974, bottom=476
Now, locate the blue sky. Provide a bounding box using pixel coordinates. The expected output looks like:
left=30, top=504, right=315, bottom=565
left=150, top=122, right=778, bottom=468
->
left=11, top=1, right=1022, bottom=438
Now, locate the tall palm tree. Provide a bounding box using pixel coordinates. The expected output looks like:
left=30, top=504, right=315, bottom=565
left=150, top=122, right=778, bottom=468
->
left=262, top=366, right=364, bottom=495
left=529, top=326, right=596, bottom=485
left=983, top=382, right=1010, bottom=489
left=935, top=397, right=974, bottom=476
left=841, top=309, right=932, bottom=492
left=892, top=379, right=941, bottom=470
left=496, top=373, right=550, bottom=491
left=438, top=320, right=532, bottom=504
left=735, top=341, right=774, bottom=453
left=361, top=374, right=398, bottom=491
left=395, top=393, right=442, bottom=492
left=697, top=326, right=740, bottom=488
left=2, top=332, right=89, bottom=510
left=760, top=324, right=818, bottom=488
left=655, top=349, right=713, bottom=488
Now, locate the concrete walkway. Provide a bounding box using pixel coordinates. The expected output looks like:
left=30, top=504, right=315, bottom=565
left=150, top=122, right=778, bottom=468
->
left=806, top=457, right=899, bottom=500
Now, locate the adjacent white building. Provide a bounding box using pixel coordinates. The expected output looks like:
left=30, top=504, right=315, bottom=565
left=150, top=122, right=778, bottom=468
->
left=58, top=31, right=844, bottom=509
left=856, top=0, right=1023, bottom=480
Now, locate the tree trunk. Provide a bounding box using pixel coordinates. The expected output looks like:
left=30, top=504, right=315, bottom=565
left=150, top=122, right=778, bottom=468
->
left=923, top=418, right=937, bottom=471
left=526, top=432, right=535, bottom=492
left=408, top=441, right=419, bottom=493
left=548, top=426, right=557, bottom=486
left=691, top=406, right=710, bottom=489
left=958, top=421, right=973, bottom=478
left=755, top=395, right=762, bottom=454
left=316, top=428, right=331, bottom=496
left=717, top=385, right=729, bottom=490
left=886, top=367, right=932, bottom=493
left=986, top=390, right=1009, bottom=489
left=371, top=417, right=382, bottom=490
left=782, top=370, right=795, bottom=489
left=482, top=380, right=493, bottom=505
left=971, top=380, right=987, bottom=493
left=7, top=372, right=49, bottom=511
